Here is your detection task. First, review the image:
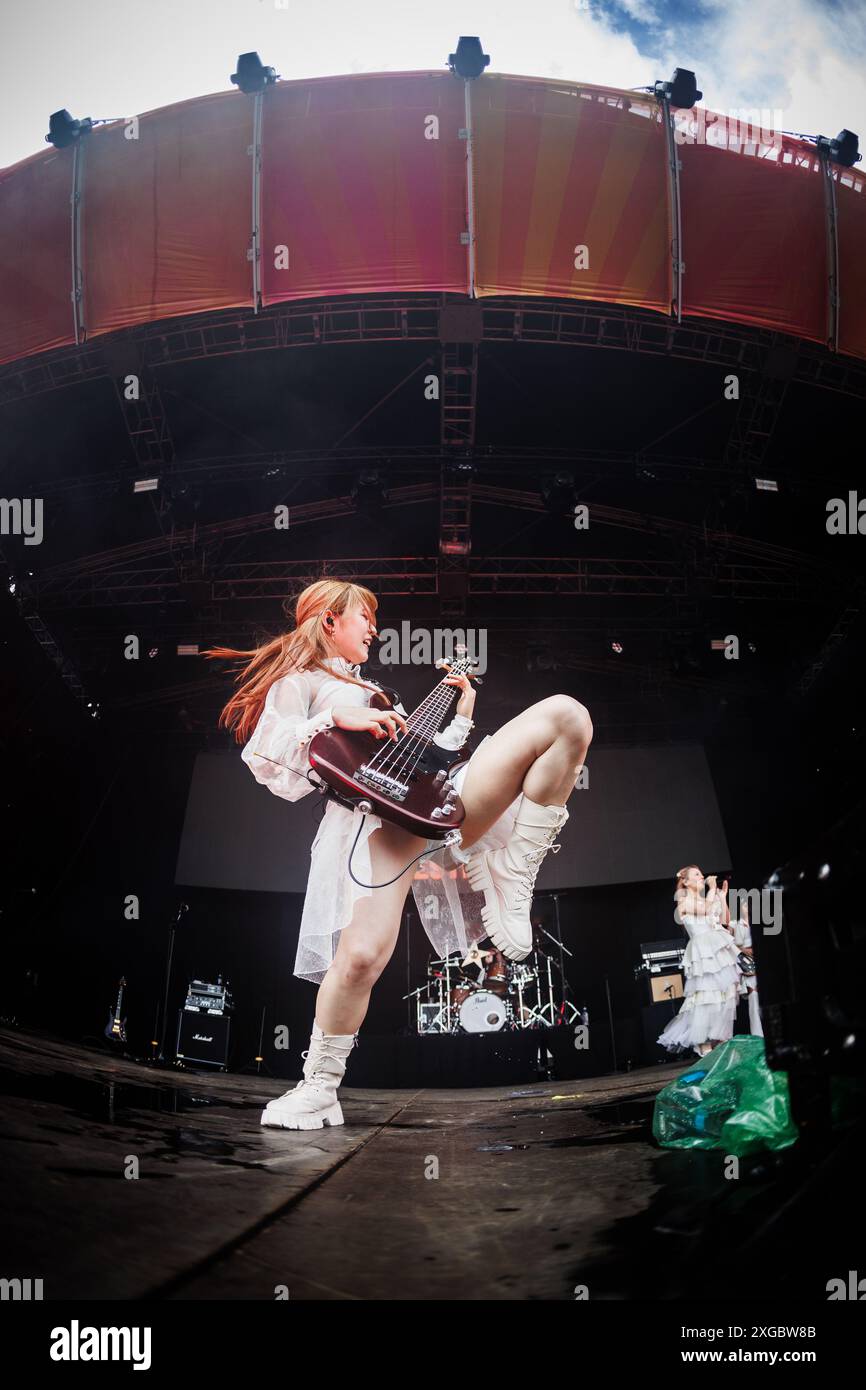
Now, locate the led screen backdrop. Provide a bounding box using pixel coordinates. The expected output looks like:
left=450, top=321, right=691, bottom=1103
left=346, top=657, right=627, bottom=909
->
left=175, top=741, right=731, bottom=896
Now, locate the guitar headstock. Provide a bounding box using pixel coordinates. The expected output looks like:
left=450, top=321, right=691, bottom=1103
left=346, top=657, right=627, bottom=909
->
left=434, top=643, right=481, bottom=681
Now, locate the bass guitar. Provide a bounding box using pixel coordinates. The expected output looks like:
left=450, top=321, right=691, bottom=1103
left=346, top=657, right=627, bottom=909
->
left=308, top=647, right=479, bottom=838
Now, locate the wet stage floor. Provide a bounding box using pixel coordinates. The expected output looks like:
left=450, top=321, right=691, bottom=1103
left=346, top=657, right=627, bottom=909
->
left=0, top=1025, right=857, bottom=1301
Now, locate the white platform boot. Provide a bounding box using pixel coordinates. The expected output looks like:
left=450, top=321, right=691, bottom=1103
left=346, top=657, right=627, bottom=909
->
left=465, top=794, right=569, bottom=961
left=260, top=1022, right=357, bottom=1130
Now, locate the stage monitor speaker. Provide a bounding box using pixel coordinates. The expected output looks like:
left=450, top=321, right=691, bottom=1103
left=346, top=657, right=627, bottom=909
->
left=176, top=1010, right=231, bottom=1069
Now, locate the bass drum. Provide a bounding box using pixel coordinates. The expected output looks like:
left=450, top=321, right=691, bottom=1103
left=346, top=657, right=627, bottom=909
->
left=459, top=989, right=508, bottom=1033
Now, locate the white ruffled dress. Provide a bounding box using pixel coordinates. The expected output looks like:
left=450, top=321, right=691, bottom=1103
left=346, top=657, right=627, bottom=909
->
left=241, top=655, right=520, bottom=984
left=657, top=897, right=741, bottom=1054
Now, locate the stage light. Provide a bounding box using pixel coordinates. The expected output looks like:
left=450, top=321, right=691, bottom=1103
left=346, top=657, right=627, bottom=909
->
left=231, top=52, right=278, bottom=95
left=177, top=644, right=199, bottom=656
left=542, top=472, right=577, bottom=514
left=611, top=641, right=623, bottom=654
left=653, top=69, right=702, bottom=110
left=448, top=37, right=490, bottom=80
left=8, top=580, right=16, bottom=595
left=815, top=129, right=860, bottom=167
left=755, top=478, right=778, bottom=492
left=133, top=477, right=159, bottom=494
left=351, top=469, right=386, bottom=509
left=45, top=109, right=93, bottom=149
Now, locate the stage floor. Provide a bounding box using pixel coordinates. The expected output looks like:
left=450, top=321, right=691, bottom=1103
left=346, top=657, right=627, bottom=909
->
left=0, top=1025, right=859, bottom=1301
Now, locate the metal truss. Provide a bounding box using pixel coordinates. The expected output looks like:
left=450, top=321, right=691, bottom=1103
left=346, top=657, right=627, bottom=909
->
left=439, top=331, right=478, bottom=621
left=109, top=372, right=176, bottom=470
left=0, top=550, right=88, bottom=705
left=32, top=445, right=832, bottom=505
left=31, top=481, right=830, bottom=591
left=791, top=600, right=863, bottom=697
left=3, top=296, right=864, bottom=407
left=33, top=554, right=819, bottom=608
left=722, top=333, right=795, bottom=477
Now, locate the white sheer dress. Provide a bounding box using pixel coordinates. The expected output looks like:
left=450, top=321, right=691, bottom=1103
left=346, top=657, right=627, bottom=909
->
left=241, top=655, right=521, bottom=983
left=657, top=894, right=741, bottom=1055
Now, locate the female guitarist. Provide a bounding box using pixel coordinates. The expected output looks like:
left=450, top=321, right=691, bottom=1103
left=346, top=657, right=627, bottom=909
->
left=205, top=579, right=592, bottom=1130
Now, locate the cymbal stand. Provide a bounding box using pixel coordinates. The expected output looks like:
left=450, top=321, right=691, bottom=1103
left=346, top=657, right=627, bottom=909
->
left=534, top=923, right=578, bottom=1026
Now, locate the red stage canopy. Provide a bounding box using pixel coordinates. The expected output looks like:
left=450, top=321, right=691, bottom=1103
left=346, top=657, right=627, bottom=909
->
left=1, top=71, right=863, bottom=366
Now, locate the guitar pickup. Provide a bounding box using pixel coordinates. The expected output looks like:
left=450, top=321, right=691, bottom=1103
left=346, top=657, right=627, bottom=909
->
left=356, top=764, right=411, bottom=802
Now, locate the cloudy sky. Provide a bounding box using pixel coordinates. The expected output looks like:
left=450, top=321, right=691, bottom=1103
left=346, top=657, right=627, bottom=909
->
left=1, top=0, right=864, bottom=169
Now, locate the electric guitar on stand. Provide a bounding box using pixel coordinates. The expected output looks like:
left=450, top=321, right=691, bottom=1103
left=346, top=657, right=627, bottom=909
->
left=308, top=647, right=480, bottom=839
left=104, top=976, right=128, bottom=1045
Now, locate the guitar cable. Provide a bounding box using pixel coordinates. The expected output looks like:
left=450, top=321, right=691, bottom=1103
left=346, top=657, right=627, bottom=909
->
left=251, top=752, right=455, bottom=889
left=346, top=812, right=445, bottom=890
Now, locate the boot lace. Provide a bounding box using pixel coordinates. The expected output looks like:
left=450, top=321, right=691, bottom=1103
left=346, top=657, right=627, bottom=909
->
left=513, top=833, right=563, bottom=907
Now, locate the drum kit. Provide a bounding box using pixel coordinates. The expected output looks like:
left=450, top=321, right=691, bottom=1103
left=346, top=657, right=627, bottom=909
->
left=407, top=924, right=579, bottom=1034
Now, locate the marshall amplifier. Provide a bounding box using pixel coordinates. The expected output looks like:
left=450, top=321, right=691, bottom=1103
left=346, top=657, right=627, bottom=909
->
left=176, top=1009, right=231, bottom=1069
left=635, top=938, right=686, bottom=1006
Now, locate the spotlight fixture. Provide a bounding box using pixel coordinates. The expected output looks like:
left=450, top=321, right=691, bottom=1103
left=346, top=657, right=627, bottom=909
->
left=45, top=109, right=93, bottom=149
left=653, top=68, right=702, bottom=110
left=755, top=477, right=779, bottom=492
left=133, top=477, right=159, bottom=494
left=541, top=471, right=577, bottom=514
left=448, top=36, right=490, bottom=80
left=815, top=129, right=860, bottom=168
left=231, top=52, right=278, bottom=95
left=611, top=641, right=623, bottom=654
left=350, top=469, right=386, bottom=508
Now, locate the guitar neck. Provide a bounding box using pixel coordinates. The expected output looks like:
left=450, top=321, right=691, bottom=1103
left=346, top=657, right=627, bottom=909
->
left=404, top=679, right=460, bottom=739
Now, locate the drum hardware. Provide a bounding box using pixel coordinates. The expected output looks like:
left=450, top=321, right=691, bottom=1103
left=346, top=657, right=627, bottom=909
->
left=530, top=918, right=578, bottom=1026
left=411, top=934, right=577, bottom=1035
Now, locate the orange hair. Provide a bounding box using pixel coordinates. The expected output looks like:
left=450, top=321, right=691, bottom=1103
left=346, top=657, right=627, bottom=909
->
left=204, top=579, right=380, bottom=745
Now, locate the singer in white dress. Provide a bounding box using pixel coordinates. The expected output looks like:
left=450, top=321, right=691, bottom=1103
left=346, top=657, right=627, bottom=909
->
left=241, top=651, right=519, bottom=983
left=657, top=865, right=741, bottom=1057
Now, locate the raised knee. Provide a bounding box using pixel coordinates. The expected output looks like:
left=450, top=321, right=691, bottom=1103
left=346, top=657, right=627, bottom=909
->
left=550, top=693, right=593, bottom=744
left=340, top=947, right=381, bottom=985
